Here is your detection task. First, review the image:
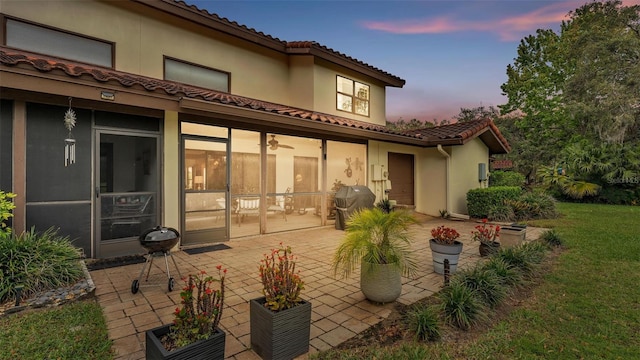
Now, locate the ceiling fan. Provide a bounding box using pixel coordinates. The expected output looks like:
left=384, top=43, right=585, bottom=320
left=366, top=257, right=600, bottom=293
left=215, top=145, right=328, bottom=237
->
left=267, top=134, right=294, bottom=150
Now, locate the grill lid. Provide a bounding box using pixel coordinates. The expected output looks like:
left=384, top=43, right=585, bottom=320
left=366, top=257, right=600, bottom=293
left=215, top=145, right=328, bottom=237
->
left=140, top=226, right=179, bottom=242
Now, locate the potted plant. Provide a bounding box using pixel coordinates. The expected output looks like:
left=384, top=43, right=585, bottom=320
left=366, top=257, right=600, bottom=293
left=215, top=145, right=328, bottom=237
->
left=146, top=266, right=227, bottom=360
left=472, top=218, right=501, bottom=257
left=333, top=207, right=419, bottom=303
left=250, top=243, right=311, bottom=360
left=429, top=225, right=463, bottom=274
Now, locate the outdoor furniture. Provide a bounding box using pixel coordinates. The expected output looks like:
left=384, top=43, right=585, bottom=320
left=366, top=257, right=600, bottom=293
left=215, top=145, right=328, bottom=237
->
left=236, top=197, right=287, bottom=226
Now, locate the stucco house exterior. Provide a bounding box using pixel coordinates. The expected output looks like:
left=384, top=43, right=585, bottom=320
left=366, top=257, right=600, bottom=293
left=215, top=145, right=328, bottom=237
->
left=0, top=0, right=509, bottom=259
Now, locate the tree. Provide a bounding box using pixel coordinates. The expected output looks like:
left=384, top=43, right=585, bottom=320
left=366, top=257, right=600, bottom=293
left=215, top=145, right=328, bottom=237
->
left=386, top=118, right=433, bottom=131
left=500, top=0, right=640, bottom=202
left=454, top=105, right=500, bottom=123
left=561, top=0, right=640, bottom=145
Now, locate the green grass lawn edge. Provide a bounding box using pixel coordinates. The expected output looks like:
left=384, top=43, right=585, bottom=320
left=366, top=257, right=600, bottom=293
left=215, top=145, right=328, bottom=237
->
left=313, top=202, right=640, bottom=359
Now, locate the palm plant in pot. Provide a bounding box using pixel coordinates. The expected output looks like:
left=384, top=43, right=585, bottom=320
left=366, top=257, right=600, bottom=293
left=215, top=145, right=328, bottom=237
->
left=333, top=207, right=419, bottom=303
left=250, top=243, right=311, bottom=360
left=146, top=266, right=227, bottom=360
left=429, top=225, right=463, bottom=274
left=472, top=218, right=501, bottom=257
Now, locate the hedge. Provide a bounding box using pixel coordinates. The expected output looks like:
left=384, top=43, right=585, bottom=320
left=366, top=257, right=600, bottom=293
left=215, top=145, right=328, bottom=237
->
left=489, top=170, right=525, bottom=187
left=467, top=186, right=522, bottom=219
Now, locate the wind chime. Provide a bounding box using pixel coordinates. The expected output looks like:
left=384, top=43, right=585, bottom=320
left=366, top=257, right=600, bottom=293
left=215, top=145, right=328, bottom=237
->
left=64, top=97, right=76, bottom=167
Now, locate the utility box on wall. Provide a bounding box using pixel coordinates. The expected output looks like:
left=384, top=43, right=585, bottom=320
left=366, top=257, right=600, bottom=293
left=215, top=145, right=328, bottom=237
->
left=371, top=164, right=388, bottom=181
left=478, top=163, right=487, bottom=182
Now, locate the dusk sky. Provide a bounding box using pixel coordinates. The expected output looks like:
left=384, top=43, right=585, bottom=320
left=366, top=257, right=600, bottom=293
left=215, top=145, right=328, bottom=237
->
left=189, top=0, right=640, bottom=122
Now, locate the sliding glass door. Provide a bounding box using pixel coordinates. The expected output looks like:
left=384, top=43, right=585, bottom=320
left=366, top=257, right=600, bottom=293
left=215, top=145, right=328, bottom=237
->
left=182, top=137, right=229, bottom=246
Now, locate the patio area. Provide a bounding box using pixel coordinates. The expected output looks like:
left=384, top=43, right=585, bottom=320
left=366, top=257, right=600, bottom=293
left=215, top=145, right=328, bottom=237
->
left=90, top=214, right=545, bottom=360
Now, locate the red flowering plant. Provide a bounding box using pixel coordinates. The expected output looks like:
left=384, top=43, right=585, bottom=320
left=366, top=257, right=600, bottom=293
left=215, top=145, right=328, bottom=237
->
left=430, top=225, right=461, bottom=245
left=167, top=266, right=226, bottom=350
left=259, top=243, right=304, bottom=311
left=471, top=218, right=501, bottom=245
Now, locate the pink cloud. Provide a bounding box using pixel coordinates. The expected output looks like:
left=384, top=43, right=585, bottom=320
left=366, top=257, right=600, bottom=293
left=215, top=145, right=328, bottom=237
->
left=362, top=0, right=640, bottom=41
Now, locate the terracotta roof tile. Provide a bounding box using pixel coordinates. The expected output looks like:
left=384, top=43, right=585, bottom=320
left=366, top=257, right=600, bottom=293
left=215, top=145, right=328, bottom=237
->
left=0, top=47, right=415, bottom=138
left=159, top=0, right=404, bottom=86
left=285, top=41, right=405, bottom=86
left=1, top=47, right=509, bottom=152
left=406, top=118, right=511, bottom=152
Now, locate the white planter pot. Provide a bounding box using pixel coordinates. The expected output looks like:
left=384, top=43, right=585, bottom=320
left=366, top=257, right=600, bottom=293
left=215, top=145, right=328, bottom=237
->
left=429, top=239, right=463, bottom=275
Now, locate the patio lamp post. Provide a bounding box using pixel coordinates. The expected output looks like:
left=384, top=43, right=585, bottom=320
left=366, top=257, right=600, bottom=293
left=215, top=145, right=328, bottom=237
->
left=14, top=285, right=23, bottom=307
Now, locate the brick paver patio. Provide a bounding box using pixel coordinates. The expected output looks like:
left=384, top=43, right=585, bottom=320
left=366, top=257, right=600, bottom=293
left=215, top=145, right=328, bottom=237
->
left=89, top=215, right=545, bottom=359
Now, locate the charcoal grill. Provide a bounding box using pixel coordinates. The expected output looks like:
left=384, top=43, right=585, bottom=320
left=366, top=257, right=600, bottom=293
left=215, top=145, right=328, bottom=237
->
left=131, top=226, right=182, bottom=294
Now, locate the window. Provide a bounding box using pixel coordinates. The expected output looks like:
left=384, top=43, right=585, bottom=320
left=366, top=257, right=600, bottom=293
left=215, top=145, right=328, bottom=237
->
left=336, top=75, right=369, bottom=116
left=5, top=17, right=113, bottom=67
left=165, top=57, right=230, bottom=92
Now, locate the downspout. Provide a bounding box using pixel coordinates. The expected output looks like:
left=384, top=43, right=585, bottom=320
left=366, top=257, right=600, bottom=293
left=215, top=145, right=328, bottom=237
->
left=436, top=145, right=451, bottom=214
left=437, top=145, right=469, bottom=220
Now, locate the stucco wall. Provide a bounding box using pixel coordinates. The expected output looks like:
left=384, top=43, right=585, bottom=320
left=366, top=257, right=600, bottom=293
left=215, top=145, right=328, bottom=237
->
left=3, top=1, right=390, bottom=127
left=450, top=138, right=489, bottom=214
left=368, top=140, right=446, bottom=215
left=314, top=60, right=387, bottom=126
left=419, top=148, right=448, bottom=217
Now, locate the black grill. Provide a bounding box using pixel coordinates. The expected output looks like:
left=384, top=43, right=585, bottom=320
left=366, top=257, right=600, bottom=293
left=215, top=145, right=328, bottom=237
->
left=130, top=226, right=182, bottom=294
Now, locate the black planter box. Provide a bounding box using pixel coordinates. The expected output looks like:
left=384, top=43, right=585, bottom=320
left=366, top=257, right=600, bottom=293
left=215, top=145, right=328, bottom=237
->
left=145, top=323, right=225, bottom=360
left=250, top=297, right=312, bottom=360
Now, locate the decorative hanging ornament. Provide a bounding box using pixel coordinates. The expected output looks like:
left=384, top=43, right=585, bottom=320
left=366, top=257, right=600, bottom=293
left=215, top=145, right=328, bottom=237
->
left=64, top=98, right=77, bottom=167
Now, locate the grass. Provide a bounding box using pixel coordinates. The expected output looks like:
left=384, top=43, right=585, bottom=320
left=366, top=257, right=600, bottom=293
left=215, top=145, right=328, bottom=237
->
left=3, top=202, right=637, bottom=360
left=313, top=202, right=640, bottom=359
left=0, top=300, right=113, bottom=360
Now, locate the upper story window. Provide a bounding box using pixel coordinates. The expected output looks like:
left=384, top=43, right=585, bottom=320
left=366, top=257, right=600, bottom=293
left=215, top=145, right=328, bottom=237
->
left=164, top=57, right=230, bottom=92
left=336, top=75, right=369, bottom=116
left=4, top=17, right=113, bottom=68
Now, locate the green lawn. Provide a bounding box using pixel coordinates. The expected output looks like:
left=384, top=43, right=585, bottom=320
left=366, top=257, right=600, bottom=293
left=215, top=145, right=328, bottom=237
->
left=464, top=203, right=640, bottom=359
left=315, top=202, right=640, bottom=359
left=2, top=203, right=638, bottom=360
left=0, top=300, right=113, bottom=360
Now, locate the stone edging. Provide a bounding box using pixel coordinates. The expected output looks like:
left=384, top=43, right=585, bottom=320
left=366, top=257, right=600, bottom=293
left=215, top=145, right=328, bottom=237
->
left=0, top=260, right=96, bottom=317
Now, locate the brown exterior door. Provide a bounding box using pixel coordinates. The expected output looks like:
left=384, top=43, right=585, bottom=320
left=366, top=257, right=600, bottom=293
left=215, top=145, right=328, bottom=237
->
left=388, top=152, right=414, bottom=206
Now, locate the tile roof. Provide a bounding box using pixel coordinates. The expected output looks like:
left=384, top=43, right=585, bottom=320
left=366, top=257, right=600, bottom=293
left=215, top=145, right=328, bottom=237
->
left=285, top=41, right=405, bottom=86
left=405, top=118, right=511, bottom=152
left=147, top=0, right=405, bottom=86
left=0, top=47, right=412, bottom=138
left=0, top=47, right=509, bottom=153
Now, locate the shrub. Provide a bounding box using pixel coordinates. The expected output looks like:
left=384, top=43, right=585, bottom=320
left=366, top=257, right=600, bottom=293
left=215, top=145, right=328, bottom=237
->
left=375, top=198, right=394, bottom=213
left=506, top=192, right=558, bottom=220
left=453, top=265, right=507, bottom=309
left=438, top=281, right=485, bottom=330
left=487, top=203, right=515, bottom=222
left=409, top=303, right=441, bottom=341
left=0, top=191, right=16, bottom=235
left=467, top=186, right=522, bottom=219
left=482, top=257, right=523, bottom=287
left=0, top=227, right=83, bottom=303
left=494, top=241, right=547, bottom=278
left=489, top=170, right=525, bottom=187
left=539, top=229, right=563, bottom=247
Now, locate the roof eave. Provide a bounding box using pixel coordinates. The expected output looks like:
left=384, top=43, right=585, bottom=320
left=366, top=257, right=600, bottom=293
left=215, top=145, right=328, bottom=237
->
left=132, top=0, right=287, bottom=51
